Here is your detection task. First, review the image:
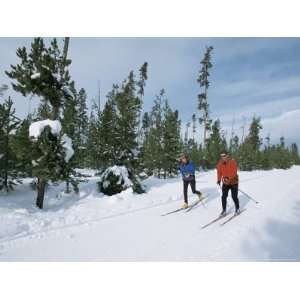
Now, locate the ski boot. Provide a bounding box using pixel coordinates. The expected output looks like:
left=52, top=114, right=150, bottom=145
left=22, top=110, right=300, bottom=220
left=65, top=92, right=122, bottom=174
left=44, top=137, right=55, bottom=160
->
left=197, top=192, right=204, bottom=201
left=181, top=202, right=189, bottom=209
left=220, top=210, right=227, bottom=217
left=234, top=208, right=241, bottom=215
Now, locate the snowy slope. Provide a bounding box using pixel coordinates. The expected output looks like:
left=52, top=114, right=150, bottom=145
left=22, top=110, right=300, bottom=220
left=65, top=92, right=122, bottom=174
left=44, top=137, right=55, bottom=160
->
left=0, top=167, right=300, bottom=261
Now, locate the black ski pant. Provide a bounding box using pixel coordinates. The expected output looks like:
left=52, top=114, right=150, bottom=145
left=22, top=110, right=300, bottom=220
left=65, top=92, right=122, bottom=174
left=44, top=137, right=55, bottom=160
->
left=221, top=184, right=240, bottom=211
left=183, top=178, right=201, bottom=204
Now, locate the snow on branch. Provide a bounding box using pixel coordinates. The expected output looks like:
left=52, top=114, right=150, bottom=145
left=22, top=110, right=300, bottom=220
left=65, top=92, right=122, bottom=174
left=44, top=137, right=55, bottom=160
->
left=29, top=119, right=62, bottom=139
left=30, top=72, right=41, bottom=79
left=61, top=134, right=75, bottom=162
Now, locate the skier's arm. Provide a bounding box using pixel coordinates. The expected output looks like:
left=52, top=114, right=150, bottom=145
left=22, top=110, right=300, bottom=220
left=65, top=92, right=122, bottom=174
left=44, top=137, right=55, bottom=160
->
left=189, top=162, right=196, bottom=175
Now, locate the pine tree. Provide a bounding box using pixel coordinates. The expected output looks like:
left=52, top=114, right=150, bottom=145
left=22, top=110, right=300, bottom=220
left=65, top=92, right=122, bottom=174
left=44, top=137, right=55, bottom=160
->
left=114, top=71, right=142, bottom=170
left=205, top=119, right=227, bottom=168
left=142, top=90, right=182, bottom=178
left=6, top=37, right=72, bottom=120
left=290, top=143, right=300, bottom=165
left=161, top=103, right=181, bottom=178
left=97, top=87, right=119, bottom=169
left=10, top=117, right=33, bottom=177
left=192, top=113, right=196, bottom=142
left=238, top=117, right=262, bottom=170
left=142, top=90, right=165, bottom=177
left=197, top=46, right=213, bottom=148
left=93, top=66, right=148, bottom=194
left=0, top=97, right=21, bottom=192
left=29, top=123, right=76, bottom=207
left=6, top=37, right=76, bottom=208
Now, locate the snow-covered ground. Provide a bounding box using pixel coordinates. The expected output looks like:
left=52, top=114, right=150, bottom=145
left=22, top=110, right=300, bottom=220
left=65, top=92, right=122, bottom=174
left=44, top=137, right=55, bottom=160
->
left=0, top=167, right=300, bottom=261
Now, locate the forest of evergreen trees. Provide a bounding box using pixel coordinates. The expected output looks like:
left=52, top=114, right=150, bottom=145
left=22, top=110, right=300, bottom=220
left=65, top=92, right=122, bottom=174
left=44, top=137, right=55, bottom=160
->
left=0, top=38, right=299, bottom=208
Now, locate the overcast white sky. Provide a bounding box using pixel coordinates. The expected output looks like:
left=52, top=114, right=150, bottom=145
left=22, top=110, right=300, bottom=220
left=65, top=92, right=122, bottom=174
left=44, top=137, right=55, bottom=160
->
left=1, top=37, right=300, bottom=146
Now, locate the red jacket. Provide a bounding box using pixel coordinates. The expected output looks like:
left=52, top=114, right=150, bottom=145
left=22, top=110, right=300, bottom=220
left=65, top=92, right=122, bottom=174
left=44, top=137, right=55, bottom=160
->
left=217, top=159, right=239, bottom=185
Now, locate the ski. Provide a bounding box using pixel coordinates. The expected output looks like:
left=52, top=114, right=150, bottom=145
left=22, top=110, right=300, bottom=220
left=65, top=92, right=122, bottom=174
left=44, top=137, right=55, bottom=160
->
left=185, top=195, right=206, bottom=213
left=201, top=213, right=228, bottom=229
left=220, top=208, right=246, bottom=226
left=161, top=207, right=187, bottom=216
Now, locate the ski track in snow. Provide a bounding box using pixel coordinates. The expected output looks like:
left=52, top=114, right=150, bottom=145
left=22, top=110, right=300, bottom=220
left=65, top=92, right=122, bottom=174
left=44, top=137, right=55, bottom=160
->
left=0, top=167, right=300, bottom=261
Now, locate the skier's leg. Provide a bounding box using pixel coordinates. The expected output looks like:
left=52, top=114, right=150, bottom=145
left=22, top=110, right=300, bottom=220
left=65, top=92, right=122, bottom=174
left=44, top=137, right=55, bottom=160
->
left=221, top=184, right=229, bottom=212
left=190, top=178, right=201, bottom=196
left=183, top=180, right=189, bottom=204
left=231, top=184, right=240, bottom=210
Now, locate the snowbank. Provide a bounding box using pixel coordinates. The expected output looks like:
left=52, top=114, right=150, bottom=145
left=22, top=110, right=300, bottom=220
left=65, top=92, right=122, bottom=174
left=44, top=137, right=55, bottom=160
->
left=29, top=119, right=62, bottom=139
left=61, top=134, right=74, bottom=162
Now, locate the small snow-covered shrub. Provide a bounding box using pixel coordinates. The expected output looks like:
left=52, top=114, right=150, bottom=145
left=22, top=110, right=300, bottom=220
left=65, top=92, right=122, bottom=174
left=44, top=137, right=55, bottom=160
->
left=97, top=166, right=145, bottom=195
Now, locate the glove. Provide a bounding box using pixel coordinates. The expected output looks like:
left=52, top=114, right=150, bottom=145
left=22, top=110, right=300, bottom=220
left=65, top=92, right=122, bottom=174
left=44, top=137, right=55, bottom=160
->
left=223, top=177, right=229, bottom=185
left=217, top=180, right=221, bottom=186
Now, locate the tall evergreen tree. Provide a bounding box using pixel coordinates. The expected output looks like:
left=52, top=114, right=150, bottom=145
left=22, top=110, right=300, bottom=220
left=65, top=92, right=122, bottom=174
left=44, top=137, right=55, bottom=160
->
left=142, top=90, right=165, bottom=177
left=97, top=88, right=119, bottom=169
left=161, top=103, right=181, bottom=178
left=197, top=46, right=213, bottom=148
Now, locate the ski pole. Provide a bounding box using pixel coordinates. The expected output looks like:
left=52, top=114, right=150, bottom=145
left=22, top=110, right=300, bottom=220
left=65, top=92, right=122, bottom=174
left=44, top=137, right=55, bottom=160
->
left=238, top=188, right=259, bottom=204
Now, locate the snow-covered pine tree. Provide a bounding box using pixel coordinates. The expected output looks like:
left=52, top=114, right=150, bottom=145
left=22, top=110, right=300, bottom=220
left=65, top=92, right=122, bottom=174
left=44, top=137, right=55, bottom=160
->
left=96, top=65, right=148, bottom=195
left=29, top=120, right=75, bottom=207
left=0, top=97, right=21, bottom=192
left=197, top=46, right=213, bottom=148
left=6, top=37, right=76, bottom=208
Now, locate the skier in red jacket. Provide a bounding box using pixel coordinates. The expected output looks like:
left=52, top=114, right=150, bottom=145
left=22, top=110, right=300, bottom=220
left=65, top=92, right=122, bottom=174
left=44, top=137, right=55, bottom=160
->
left=216, top=151, right=240, bottom=216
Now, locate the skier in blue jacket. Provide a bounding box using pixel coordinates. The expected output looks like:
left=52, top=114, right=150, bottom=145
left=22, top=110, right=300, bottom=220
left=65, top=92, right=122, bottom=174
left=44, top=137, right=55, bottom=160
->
left=179, top=154, right=202, bottom=209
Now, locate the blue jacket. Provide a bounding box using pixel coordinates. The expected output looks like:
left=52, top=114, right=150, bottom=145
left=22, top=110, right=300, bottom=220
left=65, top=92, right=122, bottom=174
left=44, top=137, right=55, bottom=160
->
left=179, top=160, right=196, bottom=181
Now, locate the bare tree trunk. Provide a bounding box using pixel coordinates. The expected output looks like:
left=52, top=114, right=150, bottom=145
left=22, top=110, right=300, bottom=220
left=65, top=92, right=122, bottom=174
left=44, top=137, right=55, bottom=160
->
left=36, top=177, right=46, bottom=209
